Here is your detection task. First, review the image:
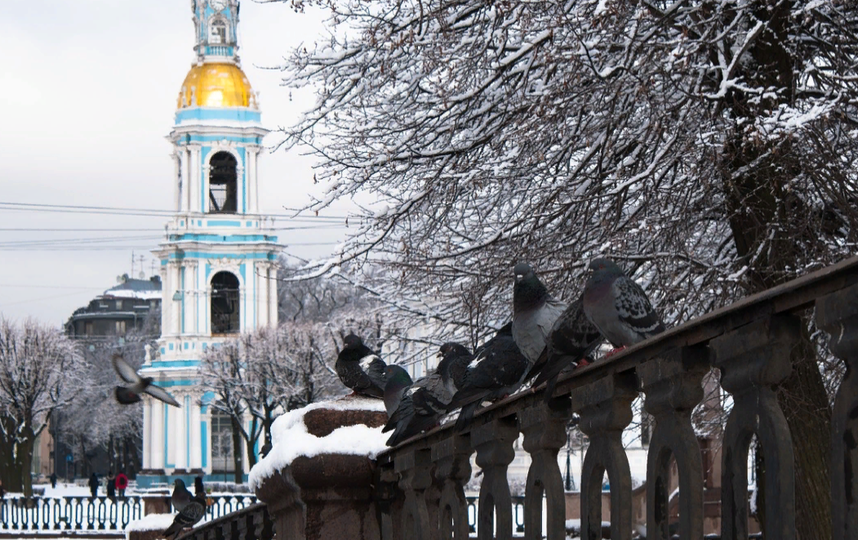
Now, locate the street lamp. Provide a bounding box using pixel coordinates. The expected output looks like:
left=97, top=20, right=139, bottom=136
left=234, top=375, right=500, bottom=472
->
left=564, top=431, right=573, bottom=491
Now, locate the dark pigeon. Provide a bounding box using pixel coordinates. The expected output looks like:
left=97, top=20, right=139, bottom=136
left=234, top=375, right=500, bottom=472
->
left=112, top=355, right=181, bottom=408
left=436, top=342, right=473, bottom=396
left=193, top=476, right=206, bottom=499
left=335, top=334, right=387, bottom=398
left=383, top=362, right=455, bottom=447
left=530, top=297, right=604, bottom=401
left=383, top=364, right=413, bottom=419
left=163, top=491, right=207, bottom=540
left=512, top=263, right=568, bottom=368
left=582, top=258, right=665, bottom=352
left=170, top=479, right=192, bottom=512
left=446, top=324, right=530, bottom=431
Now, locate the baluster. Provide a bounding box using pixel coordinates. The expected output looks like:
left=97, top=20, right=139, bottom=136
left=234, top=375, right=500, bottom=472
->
left=711, top=314, right=798, bottom=540
left=471, top=416, right=518, bottom=540
left=394, top=447, right=437, bottom=540
left=518, top=399, right=571, bottom=540
left=376, top=460, right=403, bottom=540
left=572, top=370, right=637, bottom=540
left=817, top=284, right=858, bottom=539
left=432, top=434, right=473, bottom=540
left=638, top=346, right=708, bottom=539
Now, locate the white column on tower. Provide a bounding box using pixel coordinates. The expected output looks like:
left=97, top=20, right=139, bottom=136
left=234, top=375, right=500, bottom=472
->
left=174, top=392, right=188, bottom=471
left=268, top=261, right=278, bottom=326
left=150, top=399, right=165, bottom=470
left=189, top=397, right=202, bottom=470
left=142, top=400, right=151, bottom=469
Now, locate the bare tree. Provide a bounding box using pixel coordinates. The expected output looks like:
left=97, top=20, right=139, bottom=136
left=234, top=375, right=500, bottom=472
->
left=274, top=1, right=857, bottom=536
left=0, top=318, right=85, bottom=496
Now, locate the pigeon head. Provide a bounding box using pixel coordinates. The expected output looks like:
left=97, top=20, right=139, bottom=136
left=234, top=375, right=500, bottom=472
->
left=343, top=333, right=363, bottom=349
left=384, top=365, right=413, bottom=389
left=174, top=479, right=186, bottom=489
left=438, top=342, right=470, bottom=359
left=588, top=258, right=624, bottom=276
left=513, top=262, right=549, bottom=311
left=495, top=322, right=513, bottom=336
left=115, top=386, right=142, bottom=404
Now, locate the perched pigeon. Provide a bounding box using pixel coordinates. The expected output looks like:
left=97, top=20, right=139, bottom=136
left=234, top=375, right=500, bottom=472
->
left=163, top=491, right=207, bottom=540
left=112, top=355, right=181, bottom=408
left=170, top=479, right=192, bottom=512
left=383, top=364, right=413, bottom=418
left=530, top=297, right=604, bottom=401
left=384, top=364, right=454, bottom=447
left=512, top=263, right=568, bottom=367
left=582, top=258, right=665, bottom=352
left=193, top=476, right=205, bottom=499
left=446, top=324, right=530, bottom=431
left=335, top=334, right=387, bottom=398
left=436, top=342, right=473, bottom=396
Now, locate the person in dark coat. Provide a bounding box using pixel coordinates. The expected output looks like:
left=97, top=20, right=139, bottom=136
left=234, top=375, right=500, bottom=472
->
left=50, top=472, right=57, bottom=488
left=115, top=472, right=128, bottom=498
left=106, top=471, right=116, bottom=500
left=88, top=473, right=99, bottom=498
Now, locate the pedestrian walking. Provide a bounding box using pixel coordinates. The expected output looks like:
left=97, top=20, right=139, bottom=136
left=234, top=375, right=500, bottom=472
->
left=106, top=471, right=116, bottom=500
left=115, top=472, right=128, bottom=498
left=88, top=472, right=98, bottom=498
left=50, top=472, right=57, bottom=489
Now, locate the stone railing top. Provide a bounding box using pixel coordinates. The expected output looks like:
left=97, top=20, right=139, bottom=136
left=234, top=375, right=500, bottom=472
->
left=249, top=395, right=388, bottom=491
left=377, top=253, right=858, bottom=458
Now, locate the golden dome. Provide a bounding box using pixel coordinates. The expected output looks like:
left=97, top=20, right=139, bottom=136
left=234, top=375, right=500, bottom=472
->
left=177, top=63, right=256, bottom=109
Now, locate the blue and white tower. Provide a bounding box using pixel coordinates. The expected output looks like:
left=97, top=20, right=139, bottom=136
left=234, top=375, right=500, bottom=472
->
left=139, top=0, right=279, bottom=485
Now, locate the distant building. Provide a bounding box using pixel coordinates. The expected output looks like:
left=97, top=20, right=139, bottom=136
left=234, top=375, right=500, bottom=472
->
left=66, top=275, right=162, bottom=338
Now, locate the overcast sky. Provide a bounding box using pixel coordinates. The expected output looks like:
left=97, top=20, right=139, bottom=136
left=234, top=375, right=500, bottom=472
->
left=0, top=0, right=351, bottom=325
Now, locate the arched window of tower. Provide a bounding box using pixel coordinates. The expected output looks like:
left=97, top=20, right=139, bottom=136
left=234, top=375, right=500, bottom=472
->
left=209, top=151, right=237, bottom=214
left=209, top=18, right=228, bottom=45
left=211, top=271, right=240, bottom=335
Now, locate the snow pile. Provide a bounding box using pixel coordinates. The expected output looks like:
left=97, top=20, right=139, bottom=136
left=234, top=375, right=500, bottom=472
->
left=248, top=396, right=387, bottom=491
left=125, top=512, right=175, bottom=533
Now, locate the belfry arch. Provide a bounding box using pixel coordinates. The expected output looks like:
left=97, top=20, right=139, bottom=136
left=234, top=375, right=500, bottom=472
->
left=210, top=271, right=240, bottom=335
left=208, top=151, right=237, bottom=214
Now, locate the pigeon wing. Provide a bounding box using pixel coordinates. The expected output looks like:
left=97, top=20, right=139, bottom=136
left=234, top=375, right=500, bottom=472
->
left=112, top=355, right=141, bottom=385
left=144, top=384, right=181, bottom=408
left=362, top=355, right=388, bottom=394
left=613, top=278, right=665, bottom=338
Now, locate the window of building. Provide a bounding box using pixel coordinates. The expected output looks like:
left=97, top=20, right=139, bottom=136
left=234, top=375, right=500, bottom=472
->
left=208, top=151, right=237, bottom=214
left=85, top=322, right=94, bottom=336
left=209, top=19, right=228, bottom=44
left=115, top=320, right=126, bottom=335
left=211, top=271, right=240, bottom=335
left=210, top=411, right=235, bottom=472
left=115, top=300, right=123, bottom=310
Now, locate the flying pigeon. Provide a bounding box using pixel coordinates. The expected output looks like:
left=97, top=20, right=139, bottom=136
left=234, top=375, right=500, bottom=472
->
left=582, top=257, right=665, bottom=353
left=383, top=364, right=413, bottom=419
left=530, top=297, right=604, bottom=401
left=335, top=334, right=387, bottom=398
left=512, top=263, right=568, bottom=367
left=112, top=355, right=181, bottom=408
left=383, top=361, right=455, bottom=447
left=170, top=479, right=192, bottom=512
left=163, top=491, right=207, bottom=540
left=447, top=324, right=530, bottom=431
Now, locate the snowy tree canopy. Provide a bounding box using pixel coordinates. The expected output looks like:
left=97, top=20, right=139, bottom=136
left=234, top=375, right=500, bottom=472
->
left=279, top=0, right=858, bottom=337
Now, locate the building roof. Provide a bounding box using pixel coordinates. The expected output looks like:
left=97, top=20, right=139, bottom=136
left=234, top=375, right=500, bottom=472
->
left=103, top=276, right=162, bottom=301
left=177, top=63, right=256, bottom=109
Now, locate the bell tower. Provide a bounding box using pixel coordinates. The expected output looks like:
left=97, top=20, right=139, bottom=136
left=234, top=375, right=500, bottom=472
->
left=138, top=0, right=280, bottom=487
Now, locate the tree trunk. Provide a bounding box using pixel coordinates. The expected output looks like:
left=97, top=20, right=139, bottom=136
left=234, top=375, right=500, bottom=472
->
left=18, top=425, right=36, bottom=498
left=230, top=416, right=243, bottom=484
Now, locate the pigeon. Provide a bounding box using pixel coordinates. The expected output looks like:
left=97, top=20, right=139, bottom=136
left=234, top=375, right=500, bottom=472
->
left=446, top=324, right=530, bottom=431
left=170, top=479, right=192, bottom=512
left=436, top=342, right=473, bottom=396
left=530, top=297, right=604, bottom=401
left=193, top=476, right=205, bottom=499
left=383, top=362, right=455, bottom=447
left=112, top=355, right=181, bottom=408
left=335, top=334, right=387, bottom=398
left=582, top=257, right=665, bottom=353
left=163, top=491, right=207, bottom=540
left=383, top=364, right=413, bottom=418
left=512, top=263, right=568, bottom=367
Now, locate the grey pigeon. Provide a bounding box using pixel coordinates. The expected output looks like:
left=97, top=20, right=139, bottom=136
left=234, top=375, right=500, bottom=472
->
left=112, top=355, right=181, bottom=408
left=193, top=476, right=205, bottom=499
left=383, top=364, right=413, bottom=418
left=530, top=297, right=604, bottom=401
left=335, top=334, right=387, bottom=398
left=512, top=263, right=568, bottom=367
left=447, top=323, right=530, bottom=431
left=582, top=258, right=665, bottom=352
left=170, top=479, right=192, bottom=512
left=163, top=492, right=207, bottom=539
left=383, top=362, right=454, bottom=446
left=436, top=342, right=473, bottom=396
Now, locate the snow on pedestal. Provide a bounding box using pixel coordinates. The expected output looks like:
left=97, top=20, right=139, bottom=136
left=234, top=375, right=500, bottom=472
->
left=125, top=513, right=175, bottom=540
left=252, top=395, right=388, bottom=540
